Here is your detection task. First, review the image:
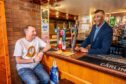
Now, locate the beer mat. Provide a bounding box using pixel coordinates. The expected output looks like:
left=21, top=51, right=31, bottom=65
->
left=84, top=55, right=126, bottom=64
left=54, top=50, right=63, bottom=54
left=62, top=51, right=74, bottom=56
left=78, top=55, right=126, bottom=73
left=53, top=50, right=74, bottom=56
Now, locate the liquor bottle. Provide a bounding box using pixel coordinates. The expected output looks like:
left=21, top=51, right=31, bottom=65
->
left=50, top=59, right=59, bottom=84
left=109, top=16, right=116, bottom=27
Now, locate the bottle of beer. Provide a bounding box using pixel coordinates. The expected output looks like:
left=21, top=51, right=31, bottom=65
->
left=50, top=59, right=59, bottom=84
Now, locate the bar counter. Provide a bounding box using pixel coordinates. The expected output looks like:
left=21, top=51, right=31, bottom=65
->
left=42, top=49, right=126, bottom=84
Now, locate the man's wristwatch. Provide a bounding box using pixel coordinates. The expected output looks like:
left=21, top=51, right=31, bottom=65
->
left=41, top=49, right=44, bottom=53
left=33, top=58, right=35, bottom=63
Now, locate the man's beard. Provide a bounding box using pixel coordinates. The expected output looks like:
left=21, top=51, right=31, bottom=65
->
left=32, top=35, right=36, bottom=39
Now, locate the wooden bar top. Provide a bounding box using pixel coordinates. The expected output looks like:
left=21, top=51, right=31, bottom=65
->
left=45, top=49, right=126, bottom=79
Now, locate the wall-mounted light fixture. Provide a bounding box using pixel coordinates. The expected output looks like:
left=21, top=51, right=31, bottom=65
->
left=66, top=13, right=69, bottom=19
left=74, top=16, right=77, bottom=20
left=56, top=11, right=59, bottom=18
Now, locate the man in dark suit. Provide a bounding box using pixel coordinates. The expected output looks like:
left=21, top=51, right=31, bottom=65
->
left=75, top=9, right=113, bottom=54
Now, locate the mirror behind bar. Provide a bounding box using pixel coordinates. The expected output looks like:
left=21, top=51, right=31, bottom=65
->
left=77, top=55, right=126, bottom=73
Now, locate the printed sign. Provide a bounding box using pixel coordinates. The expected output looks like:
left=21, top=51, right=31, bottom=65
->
left=41, top=8, right=50, bottom=43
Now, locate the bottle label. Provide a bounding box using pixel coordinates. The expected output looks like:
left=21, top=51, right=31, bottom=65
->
left=50, top=67, right=59, bottom=84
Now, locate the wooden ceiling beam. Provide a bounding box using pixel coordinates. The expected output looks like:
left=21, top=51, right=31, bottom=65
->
left=32, top=0, right=63, bottom=5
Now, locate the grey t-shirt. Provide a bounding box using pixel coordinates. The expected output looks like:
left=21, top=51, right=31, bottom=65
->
left=13, top=37, right=46, bottom=71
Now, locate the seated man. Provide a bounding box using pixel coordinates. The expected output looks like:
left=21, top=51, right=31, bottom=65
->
left=75, top=9, right=113, bottom=54
left=13, top=25, right=51, bottom=84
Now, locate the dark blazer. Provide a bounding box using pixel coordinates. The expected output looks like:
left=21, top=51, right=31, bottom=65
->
left=80, top=22, right=113, bottom=54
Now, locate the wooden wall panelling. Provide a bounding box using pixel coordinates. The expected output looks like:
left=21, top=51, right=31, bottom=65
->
left=0, top=0, right=11, bottom=84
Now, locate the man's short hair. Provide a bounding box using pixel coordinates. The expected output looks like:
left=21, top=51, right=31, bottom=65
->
left=94, top=9, right=105, bottom=15
left=24, top=25, right=34, bottom=34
